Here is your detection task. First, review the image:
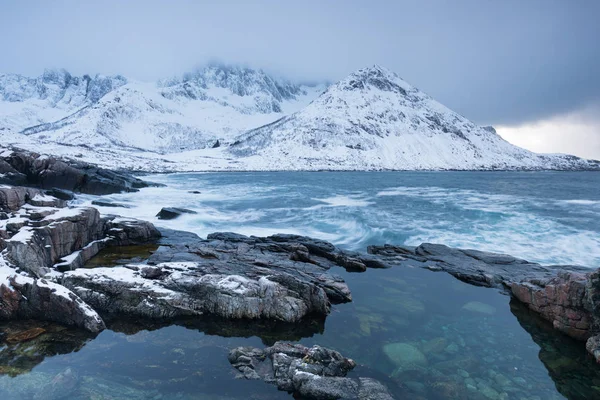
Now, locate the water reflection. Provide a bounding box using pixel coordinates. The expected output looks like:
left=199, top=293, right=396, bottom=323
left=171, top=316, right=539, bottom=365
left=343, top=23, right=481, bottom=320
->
left=0, top=320, right=95, bottom=377
left=510, top=300, right=600, bottom=399
left=107, top=315, right=326, bottom=346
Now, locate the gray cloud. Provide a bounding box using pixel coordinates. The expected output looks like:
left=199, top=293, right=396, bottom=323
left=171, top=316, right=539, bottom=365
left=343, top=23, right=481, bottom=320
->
left=0, top=0, right=599, bottom=126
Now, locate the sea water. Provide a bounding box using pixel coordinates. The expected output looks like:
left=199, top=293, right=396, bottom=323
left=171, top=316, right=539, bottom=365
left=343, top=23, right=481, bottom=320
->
left=1, top=171, right=599, bottom=399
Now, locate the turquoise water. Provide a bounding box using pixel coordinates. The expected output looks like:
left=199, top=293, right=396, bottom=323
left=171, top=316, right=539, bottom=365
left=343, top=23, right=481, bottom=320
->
left=92, top=171, right=600, bottom=268
left=2, top=172, right=600, bottom=399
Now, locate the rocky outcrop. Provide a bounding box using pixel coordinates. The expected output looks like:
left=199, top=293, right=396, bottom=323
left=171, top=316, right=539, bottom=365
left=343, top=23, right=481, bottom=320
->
left=0, top=186, right=161, bottom=332
left=156, top=207, right=197, bottom=220
left=61, top=232, right=367, bottom=322
left=228, top=342, right=395, bottom=399
left=368, top=242, right=600, bottom=362
left=0, top=146, right=153, bottom=195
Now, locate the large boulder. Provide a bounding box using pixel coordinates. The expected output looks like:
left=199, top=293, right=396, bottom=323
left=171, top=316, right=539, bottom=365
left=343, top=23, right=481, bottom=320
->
left=156, top=207, right=197, bottom=220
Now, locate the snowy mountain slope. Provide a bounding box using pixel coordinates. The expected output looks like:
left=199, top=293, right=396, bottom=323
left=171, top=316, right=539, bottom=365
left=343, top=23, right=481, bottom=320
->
left=229, top=66, right=600, bottom=170
left=0, top=69, right=126, bottom=132
left=0, top=64, right=597, bottom=171
left=1, top=65, right=324, bottom=153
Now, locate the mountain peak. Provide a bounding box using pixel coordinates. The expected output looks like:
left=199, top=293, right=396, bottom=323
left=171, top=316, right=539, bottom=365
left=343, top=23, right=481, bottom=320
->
left=338, top=65, right=411, bottom=94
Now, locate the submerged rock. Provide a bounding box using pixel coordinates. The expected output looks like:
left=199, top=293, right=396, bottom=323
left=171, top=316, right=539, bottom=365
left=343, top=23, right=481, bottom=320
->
left=368, top=242, right=600, bottom=359
left=228, top=342, right=394, bottom=399
left=462, top=301, right=496, bottom=315
left=382, top=342, right=428, bottom=373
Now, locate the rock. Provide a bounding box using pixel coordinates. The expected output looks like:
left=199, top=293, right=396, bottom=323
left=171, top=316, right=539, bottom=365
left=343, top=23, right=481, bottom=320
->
left=421, top=337, right=448, bottom=354
left=586, top=335, right=600, bottom=363
left=91, top=200, right=131, bottom=208
left=188, top=190, right=201, bottom=194
left=61, top=232, right=374, bottom=324
left=0, top=186, right=161, bottom=332
left=383, top=342, right=428, bottom=373
left=0, top=186, right=43, bottom=212
left=228, top=342, right=394, bottom=399
left=369, top=242, right=590, bottom=289
left=462, top=301, right=497, bottom=315
left=0, top=146, right=153, bottom=195
left=1, top=275, right=105, bottom=333
left=156, top=207, right=198, bottom=220
left=44, top=188, right=75, bottom=201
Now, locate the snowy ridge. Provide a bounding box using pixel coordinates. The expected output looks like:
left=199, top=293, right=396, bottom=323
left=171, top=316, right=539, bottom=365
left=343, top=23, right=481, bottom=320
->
left=0, top=69, right=126, bottom=132
left=229, top=66, right=599, bottom=170
left=0, top=64, right=598, bottom=171
left=1, top=64, right=324, bottom=153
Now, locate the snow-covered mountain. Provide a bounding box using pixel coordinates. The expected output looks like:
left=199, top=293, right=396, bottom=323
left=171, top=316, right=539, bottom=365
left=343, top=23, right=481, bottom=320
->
left=229, top=66, right=599, bottom=170
left=0, top=65, right=323, bottom=153
left=0, top=69, right=126, bottom=132
left=0, top=64, right=598, bottom=171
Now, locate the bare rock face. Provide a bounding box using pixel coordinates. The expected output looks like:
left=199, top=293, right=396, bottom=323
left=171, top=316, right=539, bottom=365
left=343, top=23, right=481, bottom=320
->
left=510, top=271, right=591, bottom=340
left=228, top=342, right=394, bottom=400
left=0, top=186, right=161, bottom=332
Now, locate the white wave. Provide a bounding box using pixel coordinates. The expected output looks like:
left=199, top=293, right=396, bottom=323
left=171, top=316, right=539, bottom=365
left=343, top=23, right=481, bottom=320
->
left=562, top=199, right=600, bottom=206
left=311, top=195, right=373, bottom=208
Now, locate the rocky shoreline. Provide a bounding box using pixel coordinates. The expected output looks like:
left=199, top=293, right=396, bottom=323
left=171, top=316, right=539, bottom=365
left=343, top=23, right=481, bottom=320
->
left=1, top=150, right=600, bottom=398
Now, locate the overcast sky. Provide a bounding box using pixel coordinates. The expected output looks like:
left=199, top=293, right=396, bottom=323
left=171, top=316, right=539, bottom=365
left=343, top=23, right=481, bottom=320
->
left=1, top=0, right=599, bottom=158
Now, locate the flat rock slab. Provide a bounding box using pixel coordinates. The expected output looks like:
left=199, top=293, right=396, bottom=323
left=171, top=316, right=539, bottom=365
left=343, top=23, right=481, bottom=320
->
left=368, top=242, right=590, bottom=289
left=62, top=232, right=377, bottom=323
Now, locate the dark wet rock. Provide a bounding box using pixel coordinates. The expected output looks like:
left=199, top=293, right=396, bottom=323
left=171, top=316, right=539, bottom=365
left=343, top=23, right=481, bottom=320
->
left=0, top=145, right=152, bottom=195
left=228, top=342, right=394, bottom=399
left=61, top=232, right=379, bottom=324
left=157, top=227, right=201, bottom=245
left=188, top=190, right=202, bottom=194
left=368, top=243, right=589, bottom=288
left=156, top=207, right=198, bottom=220
left=91, top=200, right=131, bottom=208
left=2, top=276, right=105, bottom=333
left=369, top=242, right=600, bottom=360
left=44, top=188, right=75, bottom=201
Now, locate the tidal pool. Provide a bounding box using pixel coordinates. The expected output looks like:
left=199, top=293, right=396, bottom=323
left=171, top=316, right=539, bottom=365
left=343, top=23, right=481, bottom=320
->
left=1, top=262, right=599, bottom=399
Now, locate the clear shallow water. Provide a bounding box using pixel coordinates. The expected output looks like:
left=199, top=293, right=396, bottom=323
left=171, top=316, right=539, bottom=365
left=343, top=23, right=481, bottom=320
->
left=2, top=266, right=600, bottom=399
left=2, top=171, right=600, bottom=399
left=90, top=171, right=600, bottom=267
